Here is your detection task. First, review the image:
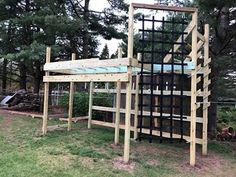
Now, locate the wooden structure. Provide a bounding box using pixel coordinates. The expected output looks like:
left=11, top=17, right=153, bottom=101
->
left=42, top=3, right=210, bottom=166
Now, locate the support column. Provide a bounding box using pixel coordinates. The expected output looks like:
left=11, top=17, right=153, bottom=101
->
left=114, top=80, right=121, bottom=145
left=202, top=24, right=210, bottom=155
left=88, top=81, right=94, bottom=129
left=42, top=47, right=51, bottom=135
left=68, top=53, right=76, bottom=131
left=190, top=11, right=198, bottom=166
left=134, top=75, right=140, bottom=140
left=123, top=4, right=134, bottom=163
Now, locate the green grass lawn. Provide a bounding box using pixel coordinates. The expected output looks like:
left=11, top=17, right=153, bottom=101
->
left=0, top=113, right=235, bottom=177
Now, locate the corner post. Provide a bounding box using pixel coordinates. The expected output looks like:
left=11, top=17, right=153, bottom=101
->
left=114, top=80, right=121, bottom=144
left=190, top=10, right=198, bottom=166
left=202, top=24, right=210, bottom=155
left=134, top=75, right=140, bottom=140
left=88, top=81, right=94, bottom=129
left=124, top=4, right=134, bottom=163
left=68, top=53, right=76, bottom=131
left=42, top=47, right=51, bottom=135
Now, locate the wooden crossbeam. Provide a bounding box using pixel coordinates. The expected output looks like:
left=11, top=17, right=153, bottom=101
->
left=43, top=73, right=129, bottom=82
left=131, top=3, right=197, bottom=13
left=44, top=58, right=139, bottom=73
left=90, top=120, right=202, bottom=144
left=164, top=20, right=195, bottom=63
left=92, top=105, right=203, bottom=123
left=197, top=31, right=205, bottom=42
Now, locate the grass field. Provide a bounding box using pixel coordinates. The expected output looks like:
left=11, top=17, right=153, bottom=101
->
left=0, top=110, right=235, bottom=177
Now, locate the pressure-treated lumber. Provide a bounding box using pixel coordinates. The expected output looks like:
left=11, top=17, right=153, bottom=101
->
left=93, top=89, right=204, bottom=97
left=92, top=105, right=204, bottom=123
left=43, top=73, right=129, bottom=82
left=42, top=47, right=51, bottom=135
left=59, top=116, right=88, bottom=122
left=44, top=57, right=139, bottom=72
left=202, top=24, right=210, bottom=155
left=123, top=4, right=134, bottom=163
left=164, top=20, right=195, bottom=63
left=131, top=3, right=197, bottom=13
left=114, top=80, right=121, bottom=144
left=190, top=11, right=198, bottom=166
left=88, top=81, right=94, bottom=129
left=68, top=53, right=76, bottom=131
left=134, top=75, right=140, bottom=140
left=90, top=120, right=203, bottom=144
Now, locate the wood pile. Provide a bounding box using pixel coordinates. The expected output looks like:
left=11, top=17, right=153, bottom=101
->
left=5, top=89, right=41, bottom=111
left=216, top=127, right=236, bottom=141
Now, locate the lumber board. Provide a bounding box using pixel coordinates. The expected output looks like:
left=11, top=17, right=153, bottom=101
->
left=43, top=73, right=129, bottom=82
left=44, top=58, right=138, bottom=72
left=114, top=80, right=121, bottom=144
left=90, top=120, right=202, bottom=144
left=92, top=105, right=203, bottom=123
left=190, top=11, right=198, bottom=166
left=164, top=20, right=195, bottom=62
left=131, top=3, right=197, bottom=13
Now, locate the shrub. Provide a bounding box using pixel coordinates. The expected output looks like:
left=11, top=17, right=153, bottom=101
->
left=59, top=92, right=113, bottom=117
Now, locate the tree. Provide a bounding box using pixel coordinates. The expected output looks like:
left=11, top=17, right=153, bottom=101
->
left=100, top=44, right=109, bottom=59
left=194, top=0, right=236, bottom=134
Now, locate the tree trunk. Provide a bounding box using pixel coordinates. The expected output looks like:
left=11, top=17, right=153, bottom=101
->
left=82, top=0, right=90, bottom=58
left=19, top=60, right=27, bottom=90
left=2, top=58, right=7, bottom=94
left=33, top=60, right=41, bottom=93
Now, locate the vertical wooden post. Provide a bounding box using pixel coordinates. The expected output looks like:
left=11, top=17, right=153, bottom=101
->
left=114, top=80, right=121, bottom=144
left=114, top=48, right=122, bottom=144
left=42, top=47, right=51, bottom=135
left=134, top=75, right=140, bottom=140
left=118, top=47, right=122, bottom=59
left=202, top=24, right=210, bottom=155
left=190, top=11, right=198, bottom=166
left=68, top=53, right=76, bottom=131
left=88, top=81, right=94, bottom=129
left=124, top=4, right=134, bottom=163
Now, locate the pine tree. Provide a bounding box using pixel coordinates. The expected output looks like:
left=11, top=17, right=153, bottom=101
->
left=100, top=44, right=109, bottom=59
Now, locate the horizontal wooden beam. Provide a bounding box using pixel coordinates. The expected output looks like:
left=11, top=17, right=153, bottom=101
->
left=43, top=73, right=129, bottom=82
left=91, top=120, right=202, bottom=144
left=92, top=105, right=203, bottom=123
left=44, top=58, right=138, bottom=73
left=93, top=89, right=204, bottom=97
left=131, top=3, right=197, bottom=13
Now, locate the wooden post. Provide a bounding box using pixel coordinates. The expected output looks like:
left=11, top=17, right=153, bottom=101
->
left=114, top=48, right=123, bottom=144
left=118, top=47, right=122, bottom=59
left=202, top=24, right=210, bottom=155
left=124, top=4, right=134, bottom=163
left=68, top=53, right=76, bottom=131
left=88, top=81, right=94, bottom=129
left=114, top=80, right=121, bottom=144
left=190, top=11, right=198, bottom=166
left=42, top=47, right=51, bottom=135
left=134, top=75, right=140, bottom=140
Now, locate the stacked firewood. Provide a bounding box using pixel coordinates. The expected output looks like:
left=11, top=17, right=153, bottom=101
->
left=7, top=90, right=41, bottom=111
left=216, top=127, right=235, bottom=141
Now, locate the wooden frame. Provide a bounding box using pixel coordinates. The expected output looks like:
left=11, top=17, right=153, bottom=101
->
left=41, top=2, right=210, bottom=167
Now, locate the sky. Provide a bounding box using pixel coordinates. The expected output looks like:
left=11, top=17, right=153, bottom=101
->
left=89, top=0, right=157, bottom=56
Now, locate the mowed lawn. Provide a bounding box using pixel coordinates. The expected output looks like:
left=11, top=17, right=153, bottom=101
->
left=0, top=110, right=235, bottom=177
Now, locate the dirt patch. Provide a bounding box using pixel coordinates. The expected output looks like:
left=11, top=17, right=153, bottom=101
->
left=79, top=157, right=95, bottom=169
left=112, top=157, right=135, bottom=172
left=175, top=153, right=228, bottom=177
left=133, top=143, right=166, bottom=155
left=0, top=110, right=13, bottom=129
